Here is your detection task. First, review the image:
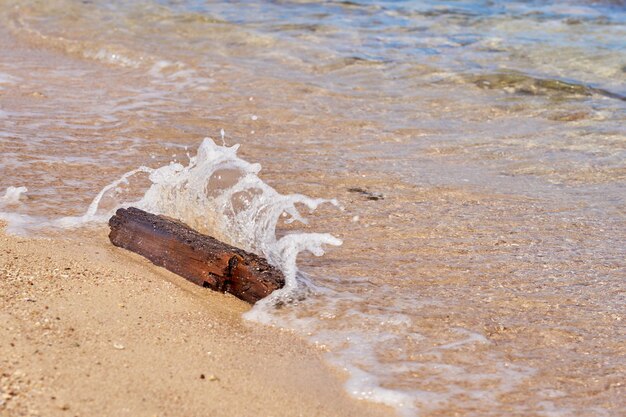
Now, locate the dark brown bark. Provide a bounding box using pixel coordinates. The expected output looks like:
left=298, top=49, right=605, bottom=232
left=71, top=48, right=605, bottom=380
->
left=108, top=207, right=285, bottom=304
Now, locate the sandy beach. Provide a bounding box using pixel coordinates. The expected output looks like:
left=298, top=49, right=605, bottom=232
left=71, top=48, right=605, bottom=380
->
left=1, top=0, right=624, bottom=415
left=0, top=225, right=391, bottom=417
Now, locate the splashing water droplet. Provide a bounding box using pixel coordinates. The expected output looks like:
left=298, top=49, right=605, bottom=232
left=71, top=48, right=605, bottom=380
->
left=1, top=138, right=342, bottom=307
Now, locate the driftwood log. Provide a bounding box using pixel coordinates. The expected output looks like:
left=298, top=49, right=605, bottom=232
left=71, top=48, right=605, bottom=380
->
left=108, top=207, right=285, bottom=304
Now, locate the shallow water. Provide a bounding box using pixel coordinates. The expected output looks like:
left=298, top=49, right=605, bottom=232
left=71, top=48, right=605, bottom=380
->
left=0, top=0, right=624, bottom=415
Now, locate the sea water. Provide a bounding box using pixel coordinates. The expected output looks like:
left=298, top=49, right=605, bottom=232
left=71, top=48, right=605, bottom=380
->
left=0, top=0, right=624, bottom=415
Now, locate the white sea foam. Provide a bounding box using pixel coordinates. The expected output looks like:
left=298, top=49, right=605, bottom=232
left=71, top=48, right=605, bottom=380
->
left=128, top=138, right=343, bottom=304
left=0, top=186, right=28, bottom=206
left=0, top=138, right=341, bottom=303
left=0, top=186, right=35, bottom=232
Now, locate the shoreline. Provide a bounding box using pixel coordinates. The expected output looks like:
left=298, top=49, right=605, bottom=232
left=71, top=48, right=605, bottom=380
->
left=2, top=1, right=624, bottom=415
left=0, top=226, right=392, bottom=417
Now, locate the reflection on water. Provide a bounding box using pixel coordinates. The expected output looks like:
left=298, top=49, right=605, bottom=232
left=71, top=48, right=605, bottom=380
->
left=0, top=0, right=624, bottom=415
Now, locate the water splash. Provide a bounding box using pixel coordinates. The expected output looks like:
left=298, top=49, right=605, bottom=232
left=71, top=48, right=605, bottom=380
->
left=0, top=138, right=342, bottom=304
left=129, top=137, right=342, bottom=304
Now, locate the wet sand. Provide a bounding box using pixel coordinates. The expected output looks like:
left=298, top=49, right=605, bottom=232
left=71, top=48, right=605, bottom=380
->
left=0, top=225, right=391, bottom=417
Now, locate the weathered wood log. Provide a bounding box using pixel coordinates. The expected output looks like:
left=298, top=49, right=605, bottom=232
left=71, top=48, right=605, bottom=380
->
left=108, top=207, right=284, bottom=304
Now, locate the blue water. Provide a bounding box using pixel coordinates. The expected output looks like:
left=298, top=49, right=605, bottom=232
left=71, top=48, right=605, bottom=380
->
left=155, top=0, right=626, bottom=95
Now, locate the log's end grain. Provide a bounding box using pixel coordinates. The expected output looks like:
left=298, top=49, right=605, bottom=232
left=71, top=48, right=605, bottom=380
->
left=108, top=207, right=285, bottom=304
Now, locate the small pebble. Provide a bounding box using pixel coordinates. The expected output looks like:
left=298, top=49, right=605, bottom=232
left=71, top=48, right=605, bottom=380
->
left=113, top=343, right=125, bottom=350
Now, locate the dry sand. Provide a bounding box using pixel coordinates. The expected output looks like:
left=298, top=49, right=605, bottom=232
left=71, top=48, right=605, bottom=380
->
left=0, top=225, right=391, bottom=417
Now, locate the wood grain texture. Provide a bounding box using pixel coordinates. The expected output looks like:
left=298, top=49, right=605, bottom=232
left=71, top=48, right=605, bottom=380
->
left=108, top=207, right=285, bottom=304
